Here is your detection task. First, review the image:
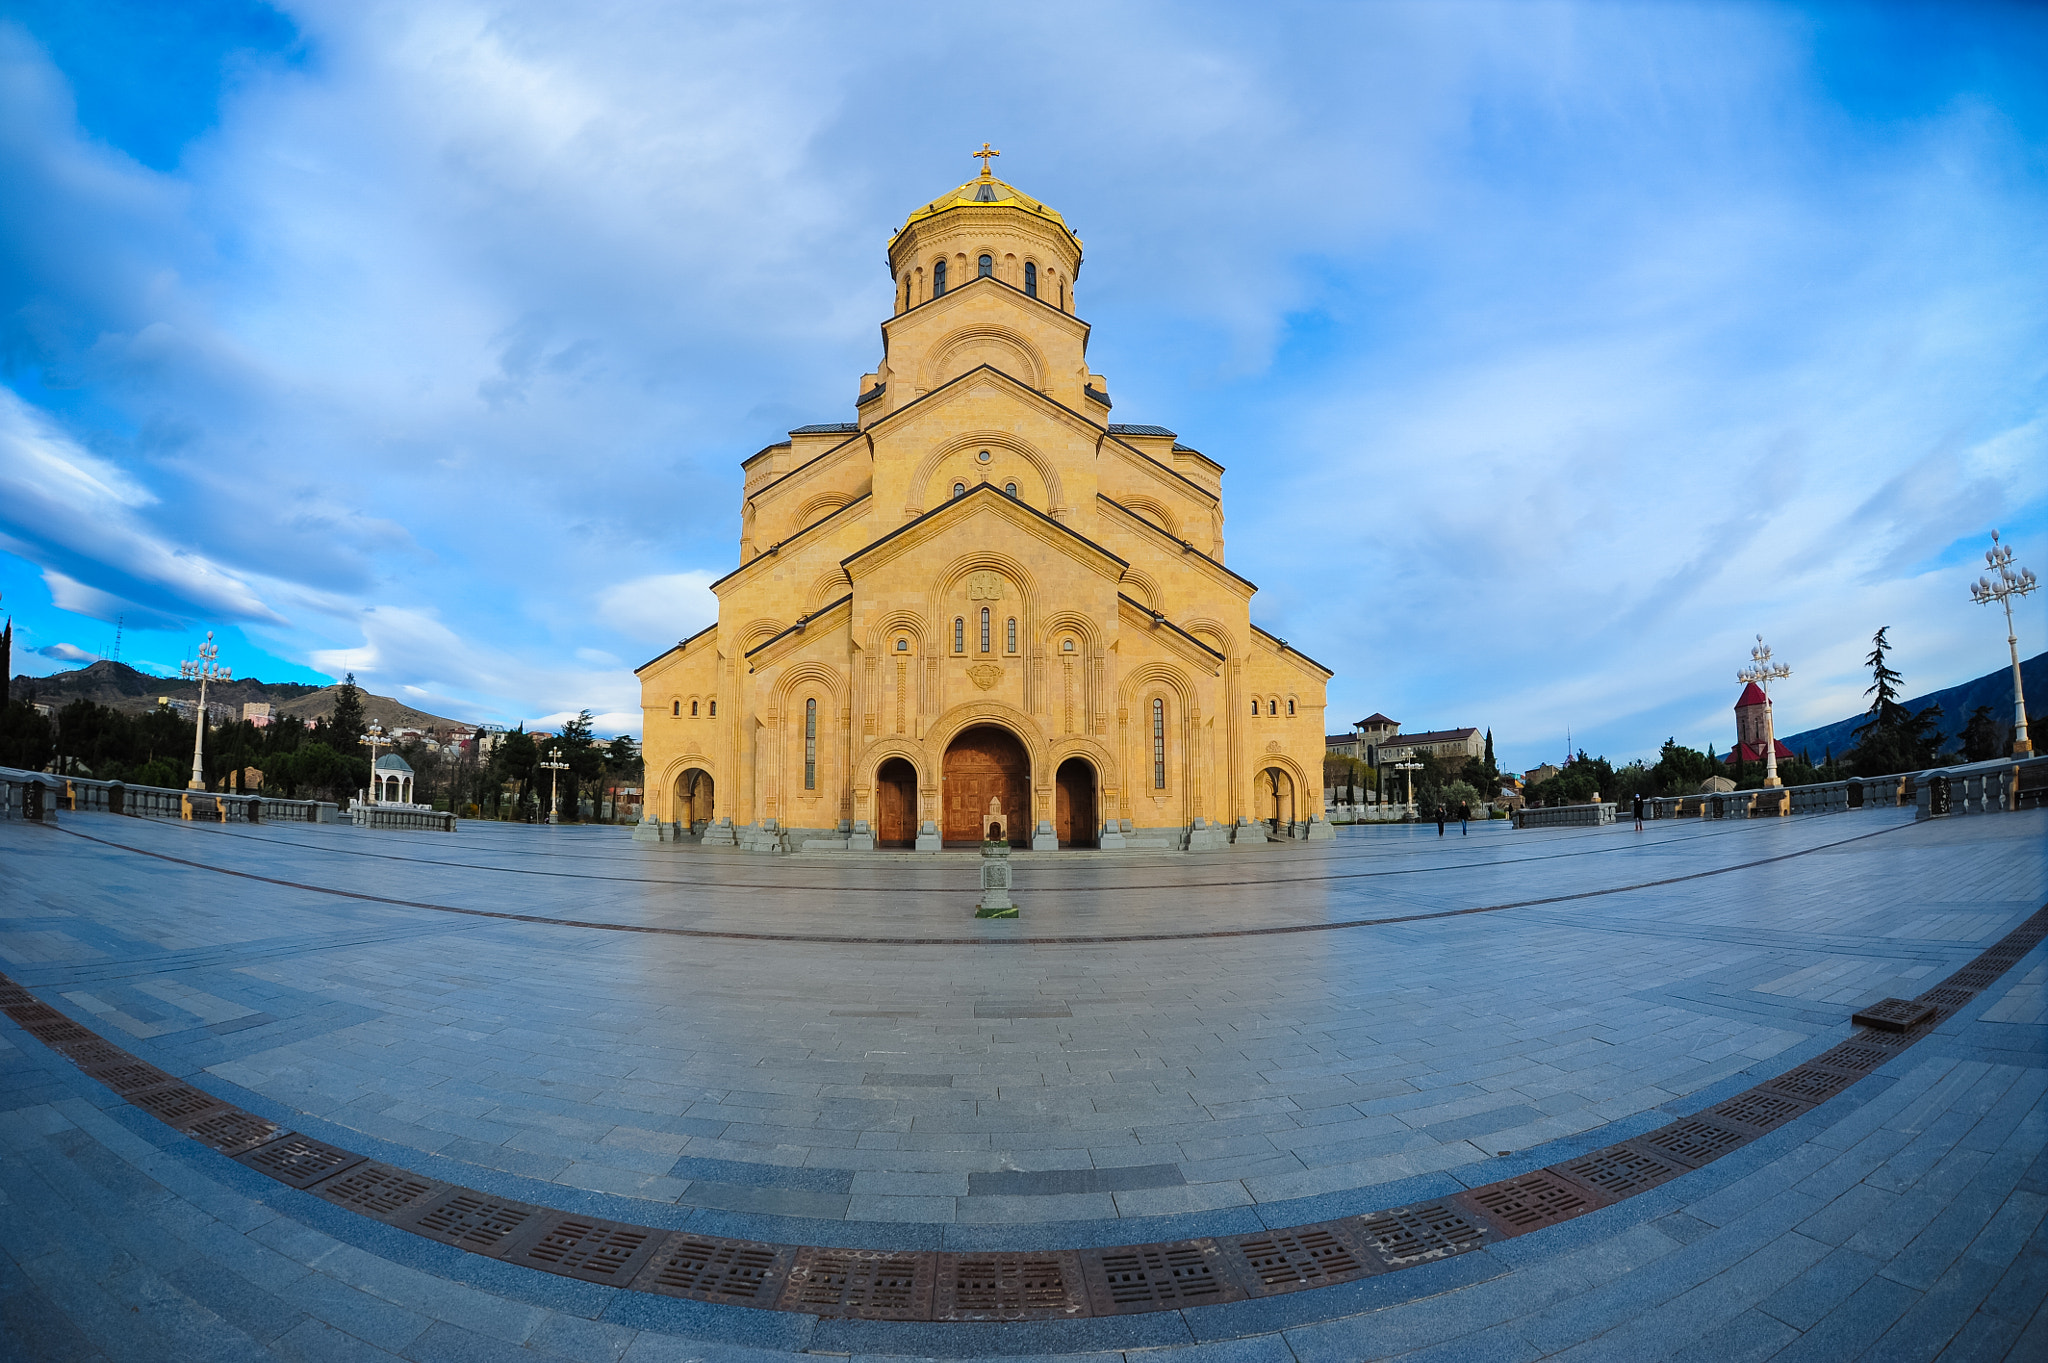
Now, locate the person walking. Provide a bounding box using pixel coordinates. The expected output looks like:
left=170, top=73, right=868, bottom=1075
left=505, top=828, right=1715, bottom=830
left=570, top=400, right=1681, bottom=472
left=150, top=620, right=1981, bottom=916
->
left=1436, top=804, right=1446, bottom=837
left=1632, top=791, right=1645, bottom=831
left=1459, top=800, right=1470, bottom=835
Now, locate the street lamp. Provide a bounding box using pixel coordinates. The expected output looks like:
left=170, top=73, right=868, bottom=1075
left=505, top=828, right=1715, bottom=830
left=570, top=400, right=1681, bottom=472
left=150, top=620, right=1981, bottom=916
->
left=1393, top=760, right=1424, bottom=816
left=179, top=631, right=231, bottom=790
left=540, top=747, right=570, bottom=825
left=1737, top=634, right=1791, bottom=788
left=1971, top=529, right=2038, bottom=757
left=364, top=721, right=388, bottom=804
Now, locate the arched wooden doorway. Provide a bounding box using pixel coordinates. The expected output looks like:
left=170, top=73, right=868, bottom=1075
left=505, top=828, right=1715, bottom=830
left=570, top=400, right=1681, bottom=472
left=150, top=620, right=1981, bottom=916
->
left=1054, top=757, right=1097, bottom=848
left=943, top=725, right=1029, bottom=847
left=875, top=758, right=918, bottom=848
left=1259, top=766, right=1294, bottom=834
left=675, top=768, right=714, bottom=832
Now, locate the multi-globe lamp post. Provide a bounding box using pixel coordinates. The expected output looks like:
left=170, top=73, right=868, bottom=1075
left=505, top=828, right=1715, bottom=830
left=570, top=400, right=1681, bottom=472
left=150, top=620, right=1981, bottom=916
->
left=540, top=746, right=570, bottom=825
left=364, top=721, right=388, bottom=804
left=1971, top=529, right=2037, bottom=757
left=1737, top=634, right=1791, bottom=788
left=1394, top=760, right=1424, bottom=814
left=179, top=631, right=231, bottom=791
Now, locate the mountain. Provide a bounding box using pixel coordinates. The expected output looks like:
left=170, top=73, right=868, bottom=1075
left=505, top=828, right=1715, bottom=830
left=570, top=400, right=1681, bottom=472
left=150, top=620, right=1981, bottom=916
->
left=9, top=660, right=473, bottom=732
left=1777, top=650, right=2047, bottom=761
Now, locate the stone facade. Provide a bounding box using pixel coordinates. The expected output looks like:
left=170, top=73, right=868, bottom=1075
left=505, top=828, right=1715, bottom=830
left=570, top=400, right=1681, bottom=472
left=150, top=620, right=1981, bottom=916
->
left=636, top=161, right=1333, bottom=852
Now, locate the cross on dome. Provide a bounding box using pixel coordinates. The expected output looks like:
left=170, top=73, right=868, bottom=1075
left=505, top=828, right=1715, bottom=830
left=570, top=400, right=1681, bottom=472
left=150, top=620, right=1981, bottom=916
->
left=973, top=142, right=1000, bottom=177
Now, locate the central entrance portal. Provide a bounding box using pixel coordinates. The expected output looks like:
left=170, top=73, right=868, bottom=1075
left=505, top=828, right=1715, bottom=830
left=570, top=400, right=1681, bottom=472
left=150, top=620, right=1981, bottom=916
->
left=943, top=725, right=1029, bottom=847
left=1054, top=757, right=1097, bottom=848
left=875, top=758, right=918, bottom=848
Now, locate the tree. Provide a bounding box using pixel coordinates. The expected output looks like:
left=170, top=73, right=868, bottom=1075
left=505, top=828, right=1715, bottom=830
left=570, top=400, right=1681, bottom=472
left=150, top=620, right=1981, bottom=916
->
left=330, top=673, right=366, bottom=751
left=1961, top=705, right=2005, bottom=763
left=491, top=727, right=538, bottom=819
left=1849, top=628, right=1945, bottom=774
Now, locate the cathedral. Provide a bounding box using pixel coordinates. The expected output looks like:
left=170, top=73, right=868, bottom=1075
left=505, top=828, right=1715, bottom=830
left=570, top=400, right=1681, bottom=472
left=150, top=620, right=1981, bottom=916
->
left=635, top=152, right=1333, bottom=852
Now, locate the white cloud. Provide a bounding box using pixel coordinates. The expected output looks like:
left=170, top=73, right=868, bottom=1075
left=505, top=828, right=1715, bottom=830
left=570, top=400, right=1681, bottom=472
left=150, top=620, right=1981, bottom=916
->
left=35, top=642, right=98, bottom=663
left=596, top=573, right=718, bottom=648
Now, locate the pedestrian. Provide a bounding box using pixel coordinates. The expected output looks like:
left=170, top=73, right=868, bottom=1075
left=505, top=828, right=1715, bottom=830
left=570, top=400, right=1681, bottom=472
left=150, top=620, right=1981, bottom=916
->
left=1632, top=791, right=1645, bottom=831
left=1436, top=804, right=1446, bottom=837
left=1459, top=801, right=1470, bottom=835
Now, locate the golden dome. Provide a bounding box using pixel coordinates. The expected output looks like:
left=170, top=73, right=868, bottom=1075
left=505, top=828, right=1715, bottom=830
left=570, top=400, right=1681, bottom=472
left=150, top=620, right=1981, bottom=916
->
left=891, top=148, right=1081, bottom=253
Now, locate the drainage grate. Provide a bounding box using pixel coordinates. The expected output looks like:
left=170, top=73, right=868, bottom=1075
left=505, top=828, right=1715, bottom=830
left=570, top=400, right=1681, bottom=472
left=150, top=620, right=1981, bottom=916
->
left=3, top=1002, right=61, bottom=1026
left=403, top=1191, right=538, bottom=1251
left=128, top=1082, right=230, bottom=1127
left=1916, top=985, right=1975, bottom=1010
left=1817, top=1040, right=1905, bottom=1072
left=935, top=1251, right=1085, bottom=1320
left=187, top=1108, right=284, bottom=1154
left=505, top=1216, right=660, bottom=1284
left=1633, top=1118, right=1751, bottom=1169
left=1463, top=1171, right=1606, bottom=1238
left=314, top=1163, right=443, bottom=1220
left=1226, top=1224, right=1373, bottom=1292
left=81, top=1059, right=174, bottom=1094
left=778, top=1248, right=934, bottom=1319
left=1761, top=1065, right=1858, bottom=1104
left=18, top=1016, right=95, bottom=1046
left=238, top=1133, right=365, bottom=1187
left=1560, top=1144, right=1687, bottom=1197
left=1852, top=998, right=1936, bottom=1031
left=1081, top=1240, right=1237, bottom=1313
left=1946, top=963, right=2007, bottom=989
left=1709, top=1090, right=1814, bottom=1133
left=634, top=1235, right=790, bottom=1304
left=0, top=985, right=33, bottom=1008
left=60, top=1038, right=132, bottom=1067
left=1355, top=1203, right=1486, bottom=1267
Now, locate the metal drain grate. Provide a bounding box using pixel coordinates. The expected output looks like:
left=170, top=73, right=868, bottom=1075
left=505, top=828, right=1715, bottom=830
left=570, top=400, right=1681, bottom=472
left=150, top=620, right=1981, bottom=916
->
left=1227, top=1224, right=1372, bottom=1291
left=505, top=1216, right=660, bottom=1283
left=187, top=1108, right=284, bottom=1154
left=3, top=1002, right=61, bottom=1025
left=1761, top=1065, right=1858, bottom=1104
left=1463, top=1172, right=1605, bottom=1238
left=634, top=1235, right=790, bottom=1304
left=1817, top=1040, right=1904, bottom=1072
left=81, top=1059, right=173, bottom=1094
left=404, top=1192, right=538, bottom=1251
left=778, top=1248, right=934, bottom=1319
left=128, top=1082, right=230, bottom=1127
left=1852, top=998, right=1936, bottom=1031
left=1081, top=1240, right=1237, bottom=1313
left=1709, top=1090, right=1814, bottom=1133
left=239, top=1133, right=365, bottom=1188
left=1916, top=985, right=1975, bottom=1010
left=1946, top=963, right=2008, bottom=989
left=61, top=1039, right=131, bottom=1067
left=18, top=1015, right=95, bottom=1046
left=935, top=1251, right=1084, bottom=1320
left=1355, top=1203, right=1486, bottom=1267
left=314, top=1163, right=442, bottom=1220
left=1634, top=1118, right=1751, bottom=1169
left=1560, top=1144, right=1687, bottom=1197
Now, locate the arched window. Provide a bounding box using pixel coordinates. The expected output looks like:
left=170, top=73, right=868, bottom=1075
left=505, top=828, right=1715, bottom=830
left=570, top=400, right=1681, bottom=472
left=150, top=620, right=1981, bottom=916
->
left=804, top=698, right=817, bottom=790
left=1250, top=698, right=1258, bottom=717
left=1004, top=481, right=1017, bottom=497
left=1006, top=617, right=1017, bottom=653
left=979, top=607, right=990, bottom=652
left=978, top=254, right=992, bottom=278
left=709, top=700, right=716, bottom=717
left=954, top=617, right=965, bottom=653
left=900, top=274, right=910, bottom=310
left=672, top=700, right=679, bottom=717
left=1025, top=262, right=1038, bottom=298
left=1287, top=698, right=1296, bottom=716
left=895, top=637, right=909, bottom=652
left=1268, top=699, right=1278, bottom=716
left=1152, top=698, right=1166, bottom=789
left=932, top=259, right=947, bottom=296
left=952, top=481, right=966, bottom=499
left=691, top=700, right=699, bottom=716
left=1061, top=637, right=1075, bottom=652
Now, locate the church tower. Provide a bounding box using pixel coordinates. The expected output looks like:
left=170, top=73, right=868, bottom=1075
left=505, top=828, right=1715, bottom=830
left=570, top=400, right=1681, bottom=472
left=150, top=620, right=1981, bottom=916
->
left=637, top=151, right=1333, bottom=853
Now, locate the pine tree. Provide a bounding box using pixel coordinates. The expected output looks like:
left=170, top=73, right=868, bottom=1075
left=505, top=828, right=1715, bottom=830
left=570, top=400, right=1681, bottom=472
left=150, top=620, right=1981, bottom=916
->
left=1856, top=627, right=1909, bottom=735
left=330, top=672, right=366, bottom=749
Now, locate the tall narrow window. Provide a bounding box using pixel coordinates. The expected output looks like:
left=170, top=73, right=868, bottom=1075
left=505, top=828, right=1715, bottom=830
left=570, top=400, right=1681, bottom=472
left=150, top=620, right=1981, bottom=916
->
left=672, top=700, right=679, bottom=716
left=1250, top=698, right=1258, bottom=716
left=1152, top=698, right=1166, bottom=789
left=934, top=259, right=948, bottom=296
left=953, top=481, right=966, bottom=498
left=1288, top=698, right=1296, bottom=716
left=804, top=698, right=817, bottom=790
left=978, top=254, right=992, bottom=278
left=709, top=700, right=716, bottom=717
left=980, top=608, right=990, bottom=652
left=1004, top=481, right=1017, bottom=497
left=1006, top=617, right=1017, bottom=653
left=900, top=274, right=909, bottom=310
left=691, top=700, right=699, bottom=716
left=954, top=617, right=964, bottom=653
left=1025, top=262, right=1038, bottom=298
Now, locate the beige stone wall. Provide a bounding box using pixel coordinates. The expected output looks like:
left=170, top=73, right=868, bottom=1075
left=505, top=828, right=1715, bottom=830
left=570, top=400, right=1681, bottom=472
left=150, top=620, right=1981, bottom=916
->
left=639, top=170, right=1330, bottom=842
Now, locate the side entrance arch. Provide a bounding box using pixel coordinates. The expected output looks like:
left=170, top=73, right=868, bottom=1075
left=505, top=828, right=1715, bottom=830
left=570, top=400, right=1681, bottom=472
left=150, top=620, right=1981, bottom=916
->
left=1259, top=766, right=1295, bottom=834
left=1055, top=757, right=1097, bottom=848
left=675, top=768, right=715, bottom=832
left=875, top=757, right=919, bottom=848
left=943, top=724, right=1030, bottom=847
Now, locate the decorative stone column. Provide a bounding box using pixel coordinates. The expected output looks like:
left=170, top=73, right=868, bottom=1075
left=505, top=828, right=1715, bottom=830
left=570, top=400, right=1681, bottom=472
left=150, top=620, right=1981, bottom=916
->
left=975, top=834, right=1017, bottom=917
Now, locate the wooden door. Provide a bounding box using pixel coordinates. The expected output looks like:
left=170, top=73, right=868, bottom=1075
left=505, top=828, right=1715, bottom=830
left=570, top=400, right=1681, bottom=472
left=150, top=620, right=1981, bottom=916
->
left=1055, top=758, right=1096, bottom=847
left=875, top=759, right=916, bottom=848
left=943, top=726, right=1029, bottom=845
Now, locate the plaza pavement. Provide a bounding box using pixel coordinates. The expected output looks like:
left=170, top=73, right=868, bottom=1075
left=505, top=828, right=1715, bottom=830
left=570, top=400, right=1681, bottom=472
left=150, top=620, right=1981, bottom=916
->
left=0, top=803, right=2043, bottom=1361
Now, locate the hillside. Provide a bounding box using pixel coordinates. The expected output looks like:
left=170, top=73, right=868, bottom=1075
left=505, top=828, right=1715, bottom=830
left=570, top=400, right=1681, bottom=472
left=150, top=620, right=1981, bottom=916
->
left=1778, top=650, right=2047, bottom=760
left=9, top=660, right=472, bottom=732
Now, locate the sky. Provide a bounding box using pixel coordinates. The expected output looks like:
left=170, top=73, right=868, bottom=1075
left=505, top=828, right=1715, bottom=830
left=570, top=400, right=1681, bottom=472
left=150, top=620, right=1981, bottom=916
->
left=1, top=0, right=2043, bottom=770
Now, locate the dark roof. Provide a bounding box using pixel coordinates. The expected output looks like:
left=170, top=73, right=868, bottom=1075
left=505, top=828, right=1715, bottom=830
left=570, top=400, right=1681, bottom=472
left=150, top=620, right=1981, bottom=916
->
left=1380, top=727, right=1480, bottom=747
left=1170, top=442, right=1196, bottom=452
left=1327, top=733, right=1361, bottom=745
left=790, top=423, right=858, bottom=435
left=1357, top=713, right=1398, bottom=727
left=1108, top=423, right=1175, bottom=437
left=1083, top=385, right=1111, bottom=408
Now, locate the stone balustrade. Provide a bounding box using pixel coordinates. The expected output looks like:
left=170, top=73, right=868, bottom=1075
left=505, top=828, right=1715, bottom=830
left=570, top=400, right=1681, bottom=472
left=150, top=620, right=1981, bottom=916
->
left=1515, top=801, right=1616, bottom=828
left=1, top=766, right=340, bottom=825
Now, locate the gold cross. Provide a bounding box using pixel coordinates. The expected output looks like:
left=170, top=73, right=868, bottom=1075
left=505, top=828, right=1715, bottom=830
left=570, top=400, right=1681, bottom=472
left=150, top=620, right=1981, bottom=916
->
left=973, top=142, right=1000, bottom=176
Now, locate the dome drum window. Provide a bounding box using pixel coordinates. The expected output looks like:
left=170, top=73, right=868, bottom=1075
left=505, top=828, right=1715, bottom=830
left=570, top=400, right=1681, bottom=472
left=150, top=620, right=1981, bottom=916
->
left=1024, top=261, right=1038, bottom=298
left=978, top=254, right=993, bottom=278
left=933, top=259, right=947, bottom=296
left=804, top=699, right=817, bottom=790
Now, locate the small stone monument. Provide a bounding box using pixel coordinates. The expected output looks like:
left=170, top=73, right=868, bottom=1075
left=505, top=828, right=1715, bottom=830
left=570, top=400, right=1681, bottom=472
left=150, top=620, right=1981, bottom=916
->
left=975, top=820, right=1017, bottom=918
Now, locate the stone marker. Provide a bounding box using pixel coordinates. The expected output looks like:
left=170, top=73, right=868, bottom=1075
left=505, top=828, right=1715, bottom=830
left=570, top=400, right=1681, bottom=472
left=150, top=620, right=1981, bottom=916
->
left=975, top=823, right=1017, bottom=918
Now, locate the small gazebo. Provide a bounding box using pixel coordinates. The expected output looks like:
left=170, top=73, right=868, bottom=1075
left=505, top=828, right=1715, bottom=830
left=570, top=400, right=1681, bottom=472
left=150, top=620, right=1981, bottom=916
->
left=372, top=753, right=415, bottom=806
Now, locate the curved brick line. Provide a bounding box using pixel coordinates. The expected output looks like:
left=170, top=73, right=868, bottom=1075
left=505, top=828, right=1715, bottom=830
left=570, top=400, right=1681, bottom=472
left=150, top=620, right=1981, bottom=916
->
left=50, top=819, right=1912, bottom=947
left=3, top=905, right=2038, bottom=1332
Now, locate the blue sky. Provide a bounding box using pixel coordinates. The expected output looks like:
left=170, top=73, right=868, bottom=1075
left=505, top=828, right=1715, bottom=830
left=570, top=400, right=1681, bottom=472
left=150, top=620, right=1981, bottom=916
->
left=1, top=0, right=2043, bottom=770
